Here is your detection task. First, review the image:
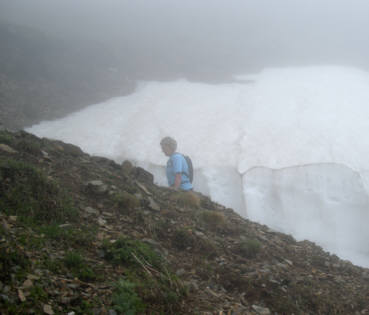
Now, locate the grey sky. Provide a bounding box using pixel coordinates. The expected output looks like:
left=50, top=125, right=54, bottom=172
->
left=1, top=0, right=369, bottom=76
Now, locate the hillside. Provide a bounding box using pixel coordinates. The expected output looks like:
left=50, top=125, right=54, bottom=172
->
left=0, top=22, right=134, bottom=130
left=0, top=129, right=368, bottom=314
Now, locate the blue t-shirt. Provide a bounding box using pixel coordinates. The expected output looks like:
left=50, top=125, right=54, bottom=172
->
left=166, top=153, right=193, bottom=191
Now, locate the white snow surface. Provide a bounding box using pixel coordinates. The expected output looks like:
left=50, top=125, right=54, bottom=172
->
left=27, top=66, right=369, bottom=267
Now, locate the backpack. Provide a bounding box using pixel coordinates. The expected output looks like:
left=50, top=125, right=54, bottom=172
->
left=183, top=155, right=194, bottom=183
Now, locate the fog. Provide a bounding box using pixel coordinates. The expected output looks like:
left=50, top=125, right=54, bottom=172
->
left=4, top=1, right=369, bottom=267
left=2, top=0, right=369, bottom=79
left=27, top=66, right=369, bottom=267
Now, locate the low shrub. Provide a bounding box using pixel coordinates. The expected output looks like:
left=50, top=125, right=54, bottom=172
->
left=104, top=237, right=187, bottom=313
left=112, top=279, right=146, bottom=315
left=0, top=130, right=14, bottom=145
left=15, top=139, right=41, bottom=155
left=0, top=245, right=30, bottom=282
left=170, top=191, right=201, bottom=208
left=103, top=237, right=162, bottom=270
left=0, top=158, right=77, bottom=224
left=36, top=224, right=97, bottom=247
left=113, top=191, right=140, bottom=213
left=236, top=239, right=261, bottom=258
left=63, top=251, right=96, bottom=282
left=64, top=251, right=84, bottom=269
left=198, top=210, right=227, bottom=231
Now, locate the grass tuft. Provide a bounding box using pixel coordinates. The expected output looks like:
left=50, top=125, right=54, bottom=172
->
left=103, top=237, right=162, bottom=269
left=171, top=191, right=201, bottom=208
left=112, top=279, right=146, bottom=315
left=236, top=239, right=261, bottom=258
left=198, top=210, right=227, bottom=231
left=113, top=191, right=140, bottom=213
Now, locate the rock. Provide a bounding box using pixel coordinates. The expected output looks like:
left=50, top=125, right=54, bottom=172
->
left=41, top=150, right=49, bottom=158
left=97, top=218, right=107, bottom=226
left=136, top=182, right=152, bottom=196
left=22, top=279, right=33, bottom=289
left=0, top=143, right=17, bottom=154
left=43, top=304, right=54, bottom=315
left=61, top=296, right=72, bottom=304
left=252, top=305, right=271, bottom=315
left=194, top=230, right=205, bottom=237
left=58, top=224, right=72, bottom=228
left=142, top=238, right=160, bottom=247
left=176, top=268, right=186, bottom=276
left=230, top=304, right=250, bottom=314
left=205, top=287, right=220, bottom=298
left=27, top=274, right=40, bottom=280
left=9, top=216, right=17, bottom=222
left=276, top=262, right=288, bottom=269
left=84, top=207, right=100, bottom=215
left=121, top=160, right=133, bottom=174
left=86, top=180, right=108, bottom=194
left=148, top=197, right=160, bottom=211
left=18, top=289, right=26, bottom=302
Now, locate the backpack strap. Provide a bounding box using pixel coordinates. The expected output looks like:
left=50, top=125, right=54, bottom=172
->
left=178, top=153, right=190, bottom=178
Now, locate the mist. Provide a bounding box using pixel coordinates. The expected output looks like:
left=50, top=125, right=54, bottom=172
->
left=2, top=0, right=369, bottom=80
left=27, top=66, right=369, bottom=267
left=3, top=1, right=369, bottom=267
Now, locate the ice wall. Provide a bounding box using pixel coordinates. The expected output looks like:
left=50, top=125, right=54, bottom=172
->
left=244, top=164, right=369, bottom=266
left=27, top=66, right=369, bottom=267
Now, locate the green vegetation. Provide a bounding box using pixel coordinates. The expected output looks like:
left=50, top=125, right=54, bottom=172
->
left=103, top=237, right=186, bottom=313
left=0, top=285, right=49, bottom=315
left=43, top=256, right=63, bottom=274
left=64, top=251, right=84, bottom=269
left=37, top=224, right=97, bottom=246
left=103, top=237, right=162, bottom=269
left=63, top=251, right=96, bottom=282
left=0, top=244, right=30, bottom=282
left=171, top=191, right=201, bottom=208
left=15, top=138, right=41, bottom=155
left=113, top=191, right=140, bottom=213
left=198, top=210, right=227, bottom=231
left=236, top=239, right=261, bottom=258
left=17, top=232, right=45, bottom=250
left=112, top=279, right=146, bottom=314
left=29, top=285, right=48, bottom=303
left=0, top=158, right=78, bottom=224
left=0, top=130, right=14, bottom=145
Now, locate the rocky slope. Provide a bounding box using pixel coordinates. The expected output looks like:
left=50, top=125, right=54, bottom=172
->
left=0, top=129, right=368, bottom=314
